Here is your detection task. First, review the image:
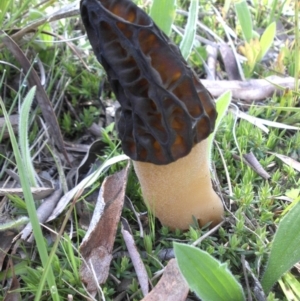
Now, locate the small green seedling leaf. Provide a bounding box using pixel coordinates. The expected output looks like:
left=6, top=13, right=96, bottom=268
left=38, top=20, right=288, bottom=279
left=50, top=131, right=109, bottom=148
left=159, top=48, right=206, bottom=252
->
left=258, top=22, right=276, bottom=61
left=208, top=91, right=232, bottom=163
left=235, top=0, right=253, bottom=43
left=261, top=201, right=300, bottom=293
left=179, top=0, right=198, bottom=59
left=150, top=0, right=176, bottom=36
left=174, top=242, right=245, bottom=301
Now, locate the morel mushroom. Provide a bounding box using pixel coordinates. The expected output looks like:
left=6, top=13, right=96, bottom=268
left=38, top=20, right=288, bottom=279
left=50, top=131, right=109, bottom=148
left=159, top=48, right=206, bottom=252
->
left=80, top=0, right=224, bottom=229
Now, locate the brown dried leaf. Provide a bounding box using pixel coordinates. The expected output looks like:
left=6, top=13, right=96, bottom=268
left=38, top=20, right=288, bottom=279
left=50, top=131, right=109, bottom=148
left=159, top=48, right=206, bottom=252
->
left=219, top=43, right=242, bottom=81
left=0, top=229, right=16, bottom=270
left=121, top=218, right=149, bottom=296
left=3, top=275, right=21, bottom=301
left=243, top=152, right=271, bottom=180
left=0, top=115, right=18, bottom=139
left=79, top=164, right=130, bottom=295
left=141, top=259, right=189, bottom=301
left=1, top=33, right=69, bottom=164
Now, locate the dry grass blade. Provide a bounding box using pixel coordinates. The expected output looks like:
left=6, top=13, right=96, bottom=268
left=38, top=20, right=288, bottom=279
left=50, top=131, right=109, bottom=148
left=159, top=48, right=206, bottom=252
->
left=0, top=187, right=54, bottom=200
left=206, top=45, right=218, bottom=80
left=271, top=153, right=300, bottom=173
left=233, top=109, right=300, bottom=133
left=47, top=154, right=129, bottom=222
left=1, top=33, right=70, bottom=164
left=20, top=186, right=63, bottom=241
left=121, top=217, right=149, bottom=296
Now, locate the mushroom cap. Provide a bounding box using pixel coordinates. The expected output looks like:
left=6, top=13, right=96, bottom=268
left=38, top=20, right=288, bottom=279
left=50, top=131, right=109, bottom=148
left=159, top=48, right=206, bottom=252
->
left=80, top=0, right=217, bottom=165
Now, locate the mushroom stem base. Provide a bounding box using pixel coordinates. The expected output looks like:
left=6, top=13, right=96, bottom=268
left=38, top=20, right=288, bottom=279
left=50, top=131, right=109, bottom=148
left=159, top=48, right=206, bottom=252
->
left=133, top=139, right=224, bottom=230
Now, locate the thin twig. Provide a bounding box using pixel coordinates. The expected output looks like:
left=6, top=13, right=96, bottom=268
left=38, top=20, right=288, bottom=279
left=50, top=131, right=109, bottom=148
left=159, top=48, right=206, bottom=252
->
left=192, top=220, right=225, bottom=246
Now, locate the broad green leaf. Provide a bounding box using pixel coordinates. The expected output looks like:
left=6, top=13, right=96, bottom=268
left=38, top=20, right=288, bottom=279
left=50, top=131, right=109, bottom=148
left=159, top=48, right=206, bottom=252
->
left=208, top=91, right=232, bottom=163
left=174, top=243, right=245, bottom=301
left=179, top=0, right=198, bottom=59
left=19, top=86, right=37, bottom=187
left=235, top=0, right=253, bottom=43
left=150, top=0, right=176, bottom=36
left=258, top=22, right=276, bottom=61
left=261, top=202, right=300, bottom=293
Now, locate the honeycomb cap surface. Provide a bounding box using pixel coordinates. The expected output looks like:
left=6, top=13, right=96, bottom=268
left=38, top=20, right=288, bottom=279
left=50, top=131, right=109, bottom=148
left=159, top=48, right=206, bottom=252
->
left=80, top=0, right=217, bottom=164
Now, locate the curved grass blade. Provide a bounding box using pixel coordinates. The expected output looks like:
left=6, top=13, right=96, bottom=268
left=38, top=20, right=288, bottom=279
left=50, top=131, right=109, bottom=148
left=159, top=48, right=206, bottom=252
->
left=208, top=91, right=232, bottom=163
left=179, top=0, right=198, bottom=59
left=235, top=0, right=253, bottom=43
left=19, top=86, right=37, bottom=187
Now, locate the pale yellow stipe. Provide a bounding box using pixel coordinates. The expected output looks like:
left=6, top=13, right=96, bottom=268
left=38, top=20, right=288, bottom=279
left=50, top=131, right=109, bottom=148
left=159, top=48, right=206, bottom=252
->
left=133, top=139, right=224, bottom=230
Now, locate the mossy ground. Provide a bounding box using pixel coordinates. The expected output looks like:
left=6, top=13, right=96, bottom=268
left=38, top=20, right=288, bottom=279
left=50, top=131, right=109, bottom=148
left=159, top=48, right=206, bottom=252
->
left=0, top=0, right=299, bottom=300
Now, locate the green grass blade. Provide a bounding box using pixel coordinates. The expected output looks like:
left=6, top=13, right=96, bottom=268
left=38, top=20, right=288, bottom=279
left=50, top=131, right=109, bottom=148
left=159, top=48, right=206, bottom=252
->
left=268, top=0, right=279, bottom=24
left=179, top=0, right=198, bottom=59
left=0, top=97, right=60, bottom=301
left=235, top=0, right=253, bottom=43
left=174, top=243, right=245, bottom=301
left=261, top=202, right=300, bottom=293
left=258, top=22, right=276, bottom=61
left=208, top=91, right=232, bottom=163
left=0, top=0, right=11, bottom=25
left=279, top=272, right=300, bottom=300
left=19, top=86, right=38, bottom=187
left=150, top=0, right=176, bottom=36
left=294, top=0, right=299, bottom=93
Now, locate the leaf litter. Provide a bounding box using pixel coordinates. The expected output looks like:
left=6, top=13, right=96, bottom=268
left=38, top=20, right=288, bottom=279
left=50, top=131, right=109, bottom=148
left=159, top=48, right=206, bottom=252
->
left=79, top=163, right=130, bottom=295
left=0, top=0, right=299, bottom=299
